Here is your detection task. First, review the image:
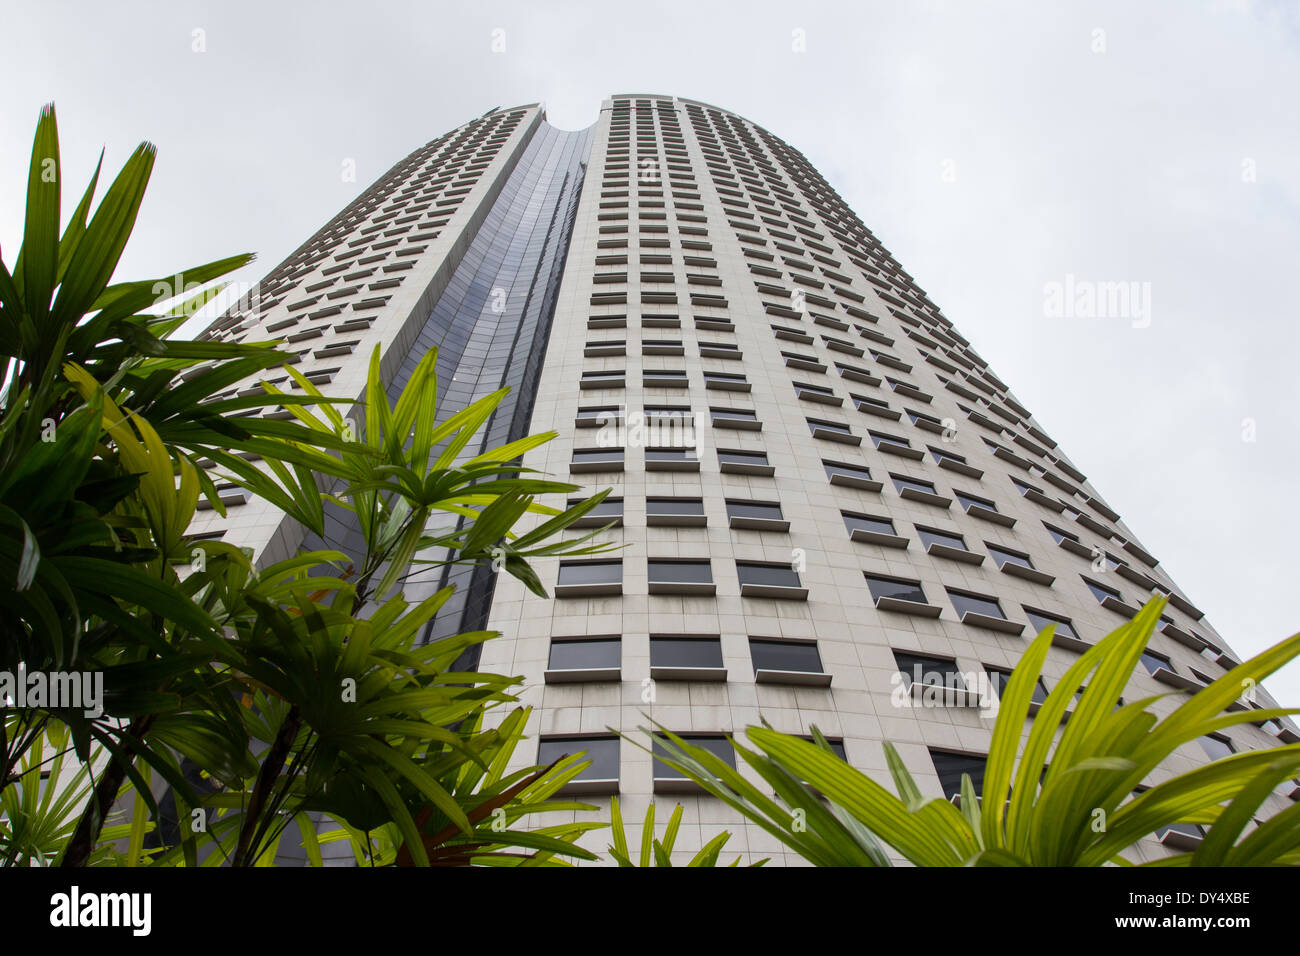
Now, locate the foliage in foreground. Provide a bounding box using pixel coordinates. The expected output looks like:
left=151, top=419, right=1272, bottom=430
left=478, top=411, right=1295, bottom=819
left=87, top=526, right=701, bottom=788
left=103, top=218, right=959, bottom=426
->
left=645, top=598, right=1300, bottom=866
left=0, top=103, right=615, bottom=867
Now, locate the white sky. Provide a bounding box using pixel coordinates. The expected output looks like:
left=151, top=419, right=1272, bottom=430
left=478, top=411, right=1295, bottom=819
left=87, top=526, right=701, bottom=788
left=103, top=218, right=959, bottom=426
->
left=2, top=0, right=1297, bottom=701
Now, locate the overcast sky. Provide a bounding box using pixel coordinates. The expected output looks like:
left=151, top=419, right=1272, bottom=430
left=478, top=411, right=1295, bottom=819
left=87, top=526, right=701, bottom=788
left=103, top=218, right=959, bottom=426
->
left=2, top=0, right=1297, bottom=700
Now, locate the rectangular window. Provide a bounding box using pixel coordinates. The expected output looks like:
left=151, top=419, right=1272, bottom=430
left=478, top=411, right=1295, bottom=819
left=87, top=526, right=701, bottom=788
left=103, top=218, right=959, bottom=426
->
left=823, top=459, right=877, bottom=488
left=929, top=749, right=987, bottom=800
left=986, top=667, right=1049, bottom=706
left=868, top=430, right=913, bottom=450
left=842, top=512, right=897, bottom=536
left=546, top=637, right=622, bottom=682
left=1139, top=649, right=1171, bottom=676
left=653, top=734, right=735, bottom=792
left=956, top=490, right=997, bottom=513
left=1023, top=607, right=1080, bottom=641
left=808, top=417, right=853, bottom=436
left=555, top=560, right=622, bottom=596
left=987, top=544, right=1034, bottom=570
left=947, top=588, right=1007, bottom=620
left=718, top=449, right=772, bottom=475
left=891, top=474, right=937, bottom=495
left=538, top=735, right=620, bottom=793
left=736, top=562, right=806, bottom=598
left=894, top=651, right=968, bottom=690
left=1198, top=734, right=1236, bottom=761
left=917, top=526, right=966, bottom=551
left=865, top=573, right=928, bottom=606
left=647, top=560, right=715, bottom=594
left=749, top=638, right=826, bottom=678
left=726, top=500, right=786, bottom=530
left=650, top=635, right=725, bottom=680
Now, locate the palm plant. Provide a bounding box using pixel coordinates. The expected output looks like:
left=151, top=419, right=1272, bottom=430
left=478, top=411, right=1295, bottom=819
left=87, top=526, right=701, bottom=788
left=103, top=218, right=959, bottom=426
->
left=642, top=598, right=1300, bottom=866
left=0, top=102, right=618, bottom=867
left=605, top=796, right=764, bottom=867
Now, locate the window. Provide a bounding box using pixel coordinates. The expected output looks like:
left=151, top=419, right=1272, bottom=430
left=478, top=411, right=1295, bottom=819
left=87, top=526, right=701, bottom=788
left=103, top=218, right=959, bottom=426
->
left=650, top=635, right=725, bottom=680
left=986, top=667, right=1049, bottom=706
left=988, top=544, right=1034, bottom=570
left=538, top=735, right=619, bottom=794
left=647, top=559, right=715, bottom=595
left=653, top=734, right=735, bottom=792
left=1084, top=577, right=1122, bottom=604
left=645, top=446, right=699, bottom=470
left=703, top=369, right=748, bottom=390
left=797, top=735, right=847, bottom=761
left=645, top=497, right=705, bottom=525
left=868, top=429, right=915, bottom=452
left=711, top=407, right=761, bottom=429
left=726, top=499, right=788, bottom=530
left=566, top=495, right=623, bottom=528
left=823, top=459, right=878, bottom=489
left=570, top=447, right=625, bottom=472
left=948, top=588, right=1007, bottom=620
left=929, top=750, right=987, bottom=801
left=1044, top=522, right=1080, bottom=545
left=555, top=560, right=622, bottom=597
left=750, top=638, right=829, bottom=685
left=576, top=405, right=621, bottom=426
left=891, top=474, right=936, bottom=495
left=1199, top=734, right=1236, bottom=761
left=794, top=381, right=837, bottom=401
left=1139, top=649, right=1171, bottom=676
left=807, top=417, right=857, bottom=442
left=736, top=562, right=807, bottom=598
left=1023, top=607, right=1081, bottom=641
left=718, top=449, right=773, bottom=475
left=852, top=394, right=893, bottom=414
left=644, top=404, right=691, bottom=423
left=644, top=369, right=688, bottom=387
left=865, top=573, right=931, bottom=609
left=894, top=651, right=968, bottom=691
left=956, top=490, right=996, bottom=513
left=929, top=446, right=968, bottom=466
left=546, top=637, right=622, bottom=682
left=917, top=527, right=966, bottom=551
left=842, top=512, right=897, bottom=537
left=580, top=369, right=625, bottom=389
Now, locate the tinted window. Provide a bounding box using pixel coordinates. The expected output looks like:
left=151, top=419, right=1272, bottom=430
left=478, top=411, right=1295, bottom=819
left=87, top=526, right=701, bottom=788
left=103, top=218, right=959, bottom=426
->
left=549, top=638, right=621, bottom=670
left=824, top=460, right=872, bottom=481
left=646, top=497, right=704, bottom=515
left=651, top=637, right=723, bottom=668
left=894, top=652, right=966, bottom=689
left=1024, top=609, right=1079, bottom=640
left=737, top=563, right=801, bottom=587
left=988, top=545, right=1033, bottom=569
left=892, top=475, right=936, bottom=494
left=918, top=527, right=965, bottom=550
left=987, top=668, right=1048, bottom=704
left=653, top=734, right=735, bottom=779
left=538, top=736, right=619, bottom=780
left=727, top=501, right=784, bottom=520
left=750, top=638, right=824, bottom=674
left=929, top=750, right=986, bottom=799
left=647, top=560, right=713, bottom=583
left=865, top=574, right=927, bottom=605
left=843, top=512, right=896, bottom=535
left=557, top=561, right=622, bottom=586
left=949, top=590, right=1005, bottom=619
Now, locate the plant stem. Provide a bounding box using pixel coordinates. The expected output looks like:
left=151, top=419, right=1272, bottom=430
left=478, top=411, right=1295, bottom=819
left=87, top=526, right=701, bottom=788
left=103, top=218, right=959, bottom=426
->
left=231, top=703, right=301, bottom=867
left=60, top=714, right=155, bottom=868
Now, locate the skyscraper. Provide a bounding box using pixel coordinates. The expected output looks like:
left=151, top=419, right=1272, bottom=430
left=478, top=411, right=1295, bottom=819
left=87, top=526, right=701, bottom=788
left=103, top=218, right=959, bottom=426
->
left=193, top=95, right=1296, bottom=865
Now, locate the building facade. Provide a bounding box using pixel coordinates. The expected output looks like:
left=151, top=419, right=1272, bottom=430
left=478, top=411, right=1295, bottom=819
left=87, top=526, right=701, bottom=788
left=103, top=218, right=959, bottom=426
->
left=194, top=94, right=1296, bottom=865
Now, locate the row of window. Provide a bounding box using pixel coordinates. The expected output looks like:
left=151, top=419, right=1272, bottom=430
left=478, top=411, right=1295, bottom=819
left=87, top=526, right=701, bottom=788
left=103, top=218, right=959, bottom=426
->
left=547, top=634, right=828, bottom=685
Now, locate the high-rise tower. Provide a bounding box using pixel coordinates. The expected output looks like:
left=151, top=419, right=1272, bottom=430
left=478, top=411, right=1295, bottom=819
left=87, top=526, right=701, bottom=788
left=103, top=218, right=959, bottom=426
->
left=194, top=95, right=1296, bottom=865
